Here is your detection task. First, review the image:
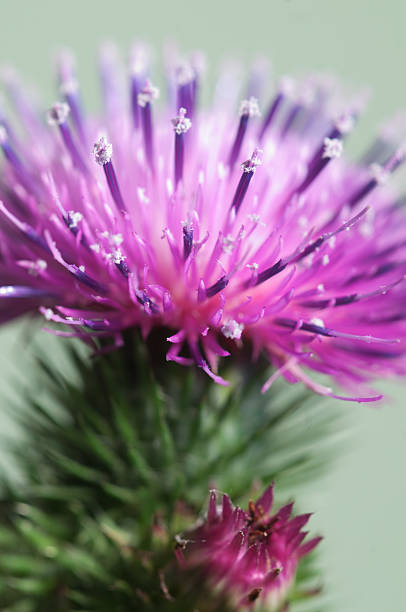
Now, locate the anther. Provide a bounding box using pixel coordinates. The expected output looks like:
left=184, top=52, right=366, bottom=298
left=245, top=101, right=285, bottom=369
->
left=349, top=144, right=406, bottom=208
left=138, top=80, right=159, bottom=172
left=230, top=148, right=262, bottom=214
left=47, top=102, right=88, bottom=174
left=93, top=136, right=127, bottom=214
left=259, top=76, right=294, bottom=140
left=182, top=222, right=194, bottom=260
left=176, top=62, right=197, bottom=118
left=228, top=97, right=260, bottom=170
left=57, top=51, right=86, bottom=143
left=130, top=45, right=148, bottom=130
left=172, top=107, right=192, bottom=187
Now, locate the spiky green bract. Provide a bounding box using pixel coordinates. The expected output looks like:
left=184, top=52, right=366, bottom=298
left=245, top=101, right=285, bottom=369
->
left=0, top=330, right=333, bottom=611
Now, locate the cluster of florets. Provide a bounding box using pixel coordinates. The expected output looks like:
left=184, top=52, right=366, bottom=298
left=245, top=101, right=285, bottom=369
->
left=1, top=46, right=406, bottom=401
left=175, top=486, right=321, bottom=609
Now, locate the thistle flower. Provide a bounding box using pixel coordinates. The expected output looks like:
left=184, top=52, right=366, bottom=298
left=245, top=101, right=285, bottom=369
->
left=1, top=46, right=406, bottom=401
left=175, top=486, right=321, bottom=610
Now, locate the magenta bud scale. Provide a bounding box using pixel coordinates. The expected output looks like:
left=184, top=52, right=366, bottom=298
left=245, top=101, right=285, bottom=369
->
left=176, top=486, right=321, bottom=610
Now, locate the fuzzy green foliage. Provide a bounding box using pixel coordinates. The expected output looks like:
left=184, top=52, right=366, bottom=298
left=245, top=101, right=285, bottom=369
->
left=0, top=331, right=333, bottom=611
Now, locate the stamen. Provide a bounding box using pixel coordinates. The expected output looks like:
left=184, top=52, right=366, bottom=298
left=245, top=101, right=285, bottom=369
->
left=279, top=102, right=303, bottom=139
left=182, top=222, right=194, bottom=260
left=259, top=77, right=294, bottom=140
left=206, top=275, right=229, bottom=298
left=254, top=207, right=368, bottom=287
left=47, top=102, right=88, bottom=175
left=130, top=45, right=148, bottom=130
left=295, top=136, right=343, bottom=195
left=172, top=107, right=192, bottom=187
left=349, top=144, right=406, bottom=207
left=0, top=285, right=54, bottom=298
left=176, top=62, right=197, bottom=118
left=228, top=97, right=260, bottom=170
left=274, top=316, right=398, bottom=344
left=0, top=125, right=38, bottom=193
left=138, top=80, right=159, bottom=172
left=230, top=148, right=262, bottom=214
left=93, top=136, right=127, bottom=214
left=70, top=264, right=107, bottom=293
left=57, top=51, right=86, bottom=143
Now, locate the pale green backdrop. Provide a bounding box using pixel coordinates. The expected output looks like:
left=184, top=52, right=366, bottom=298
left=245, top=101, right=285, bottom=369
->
left=0, top=1, right=405, bottom=610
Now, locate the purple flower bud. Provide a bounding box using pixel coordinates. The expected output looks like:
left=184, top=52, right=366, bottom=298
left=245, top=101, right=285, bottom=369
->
left=176, top=486, right=321, bottom=610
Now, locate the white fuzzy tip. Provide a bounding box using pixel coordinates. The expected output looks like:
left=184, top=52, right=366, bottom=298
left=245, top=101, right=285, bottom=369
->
left=0, top=125, right=7, bottom=144
left=322, top=137, right=343, bottom=159
left=137, top=80, right=160, bottom=107
left=310, top=317, right=325, bottom=328
left=60, top=78, right=79, bottom=96
left=93, top=136, right=113, bottom=165
left=241, top=148, right=263, bottom=173
left=47, top=102, right=70, bottom=126
left=67, top=210, right=83, bottom=229
left=334, top=112, right=355, bottom=135
left=176, top=62, right=195, bottom=85
left=130, top=44, right=148, bottom=76
left=172, top=107, right=192, bottom=135
left=279, top=76, right=295, bottom=96
left=369, top=163, right=389, bottom=185
left=221, top=319, right=245, bottom=340
left=239, top=96, right=261, bottom=118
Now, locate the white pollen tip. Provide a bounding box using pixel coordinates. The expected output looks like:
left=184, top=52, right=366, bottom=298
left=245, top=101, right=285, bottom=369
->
left=137, top=80, right=160, bottom=107
left=171, top=107, right=192, bottom=134
left=93, top=136, right=112, bottom=165
left=176, top=62, right=195, bottom=85
left=60, top=78, right=79, bottom=96
left=44, top=308, right=54, bottom=321
left=322, top=137, right=343, bottom=159
left=239, top=96, right=261, bottom=118
left=310, top=317, right=325, bottom=328
left=369, top=163, right=388, bottom=185
left=221, top=319, right=245, bottom=340
left=67, top=210, right=83, bottom=228
left=279, top=75, right=295, bottom=97
left=0, top=125, right=7, bottom=144
left=395, top=142, right=406, bottom=162
left=334, top=112, right=355, bottom=135
left=241, top=148, right=263, bottom=173
left=47, top=102, right=70, bottom=126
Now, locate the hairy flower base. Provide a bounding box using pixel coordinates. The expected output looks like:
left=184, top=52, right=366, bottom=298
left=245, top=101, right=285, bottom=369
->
left=175, top=486, right=321, bottom=610
left=1, top=46, right=406, bottom=401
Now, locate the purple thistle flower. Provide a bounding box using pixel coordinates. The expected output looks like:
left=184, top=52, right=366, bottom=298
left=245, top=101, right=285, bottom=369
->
left=1, top=46, right=406, bottom=401
left=175, top=486, right=321, bottom=609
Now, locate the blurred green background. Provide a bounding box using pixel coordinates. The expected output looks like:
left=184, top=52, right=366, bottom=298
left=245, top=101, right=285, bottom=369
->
left=0, top=1, right=405, bottom=610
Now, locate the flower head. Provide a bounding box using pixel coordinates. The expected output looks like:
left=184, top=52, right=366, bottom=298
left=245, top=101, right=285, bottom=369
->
left=175, top=486, right=321, bottom=610
left=1, top=47, right=406, bottom=400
